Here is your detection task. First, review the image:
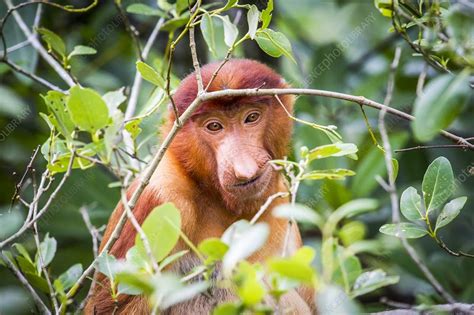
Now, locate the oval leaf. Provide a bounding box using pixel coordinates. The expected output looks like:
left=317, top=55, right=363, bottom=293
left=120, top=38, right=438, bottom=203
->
left=379, top=223, right=428, bottom=239
left=422, top=157, right=454, bottom=214
left=67, top=86, right=109, bottom=133
left=255, top=29, right=295, bottom=63
left=136, top=61, right=166, bottom=88
left=412, top=71, right=470, bottom=142
left=273, top=203, right=323, bottom=228
left=221, top=15, right=239, bottom=47
left=435, top=196, right=467, bottom=232
left=247, top=5, right=259, bottom=39
left=307, top=143, right=358, bottom=161
left=400, top=186, right=424, bottom=221
left=200, top=13, right=217, bottom=57
left=135, top=203, right=182, bottom=262
left=222, top=222, right=269, bottom=276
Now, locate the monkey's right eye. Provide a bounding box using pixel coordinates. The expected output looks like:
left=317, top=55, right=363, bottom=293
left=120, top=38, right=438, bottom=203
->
left=206, top=121, right=223, bottom=132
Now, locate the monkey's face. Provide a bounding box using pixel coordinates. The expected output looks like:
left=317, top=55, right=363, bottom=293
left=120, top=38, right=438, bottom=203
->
left=193, top=104, right=275, bottom=201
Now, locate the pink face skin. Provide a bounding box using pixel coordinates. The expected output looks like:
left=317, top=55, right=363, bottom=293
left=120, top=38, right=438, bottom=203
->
left=194, top=104, right=274, bottom=201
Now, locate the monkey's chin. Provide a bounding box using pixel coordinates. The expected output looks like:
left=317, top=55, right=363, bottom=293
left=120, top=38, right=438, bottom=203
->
left=224, top=165, right=273, bottom=200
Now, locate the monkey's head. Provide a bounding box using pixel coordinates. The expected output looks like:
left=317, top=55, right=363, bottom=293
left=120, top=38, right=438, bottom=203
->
left=166, top=59, right=294, bottom=214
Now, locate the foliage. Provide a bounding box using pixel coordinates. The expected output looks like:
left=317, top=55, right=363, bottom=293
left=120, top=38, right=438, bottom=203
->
left=0, top=0, right=473, bottom=314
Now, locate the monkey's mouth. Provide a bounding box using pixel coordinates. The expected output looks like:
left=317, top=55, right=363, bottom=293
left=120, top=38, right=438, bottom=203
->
left=226, top=165, right=273, bottom=197
left=234, top=174, right=262, bottom=187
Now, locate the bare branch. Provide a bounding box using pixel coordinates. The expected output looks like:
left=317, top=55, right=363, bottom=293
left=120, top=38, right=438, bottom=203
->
left=250, top=192, right=289, bottom=225
left=1, top=58, right=65, bottom=92
left=189, top=26, right=203, bottom=93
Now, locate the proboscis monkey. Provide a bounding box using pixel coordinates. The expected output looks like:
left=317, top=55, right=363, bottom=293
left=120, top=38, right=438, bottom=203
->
left=85, top=59, right=314, bottom=314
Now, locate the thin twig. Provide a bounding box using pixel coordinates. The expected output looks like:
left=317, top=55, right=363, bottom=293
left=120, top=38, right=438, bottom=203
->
left=113, top=0, right=142, bottom=60
left=1, top=58, right=65, bottom=92
left=395, top=144, right=471, bottom=152
left=416, top=62, right=428, bottom=97
left=0, top=251, right=51, bottom=315
left=250, top=192, right=288, bottom=225
left=0, top=153, right=75, bottom=249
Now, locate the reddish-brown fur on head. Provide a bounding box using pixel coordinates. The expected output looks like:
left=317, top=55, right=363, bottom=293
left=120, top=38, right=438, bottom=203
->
left=165, top=59, right=294, bottom=214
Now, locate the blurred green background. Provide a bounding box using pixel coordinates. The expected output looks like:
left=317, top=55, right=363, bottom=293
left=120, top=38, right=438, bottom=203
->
left=0, top=0, right=473, bottom=313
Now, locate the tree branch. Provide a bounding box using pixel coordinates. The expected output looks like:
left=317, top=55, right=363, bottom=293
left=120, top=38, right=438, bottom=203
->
left=3, top=0, right=75, bottom=87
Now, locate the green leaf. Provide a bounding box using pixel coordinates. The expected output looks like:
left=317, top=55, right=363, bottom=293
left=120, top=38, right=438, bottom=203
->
left=222, top=222, right=269, bottom=275
left=200, top=13, right=217, bottom=57
left=198, top=238, right=228, bottom=263
left=255, top=29, right=295, bottom=63
left=221, top=0, right=238, bottom=11
left=351, top=269, right=399, bottom=298
left=422, top=157, right=454, bottom=214
left=235, top=262, right=265, bottom=306
left=176, top=0, right=193, bottom=14
left=213, top=302, right=241, bottom=315
left=135, top=203, right=181, bottom=262
left=157, top=0, right=174, bottom=11
left=13, top=244, right=32, bottom=263
left=36, top=233, right=56, bottom=268
left=412, top=71, right=470, bottom=142
left=159, top=250, right=189, bottom=270
left=352, top=132, right=408, bottom=197
left=126, top=3, right=166, bottom=17
left=267, top=247, right=316, bottom=284
left=307, top=143, right=358, bottom=162
left=116, top=271, right=153, bottom=295
left=136, top=61, right=166, bottom=88
left=160, top=281, right=209, bottom=309
left=339, top=221, right=366, bottom=247
left=379, top=223, right=428, bottom=239
left=400, top=186, right=424, bottom=221
left=221, top=15, right=239, bottom=47
left=37, top=28, right=66, bottom=58
left=161, top=16, right=189, bottom=32
left=53, top=264, right=82, bottom=294
left=260, top=0, right=273, bottom=29
left=97, top=253, right=118, bottom=280
left=332, top=253, right=361, bottom=290
left=125, top=119, right=142, bottom=139
left=17, top=256, right=36, bottom=275
left=24, top=272, right=50, bottom=293
left=316, top=285, right=359, bottom=315
left=66, top=86, right=109, bottom=133
left=435, top=196, right=467, bottom=232
left=103, top=87, right=126, bottom=114
left=273, top=203, right=323, bottom=228
left=68, top=45, right=97, bottom=59
left=125, top=246, right=149, bottom=271
left=41, top=91, right=75, bottom=139
left=326, top=199, right=378, bottom=235
left=247, top=5, right=259, bottom=39
left=374, top=0, right=393, bottom=17
left=302, top=169, right=355, bottom=181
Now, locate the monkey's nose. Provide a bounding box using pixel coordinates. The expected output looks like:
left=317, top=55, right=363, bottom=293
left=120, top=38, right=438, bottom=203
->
left=233, top=159, right=260, bottom=185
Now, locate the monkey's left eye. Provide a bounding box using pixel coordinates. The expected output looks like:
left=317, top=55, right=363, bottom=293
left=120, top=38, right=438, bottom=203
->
left=244, top=112, right=260, bottom=124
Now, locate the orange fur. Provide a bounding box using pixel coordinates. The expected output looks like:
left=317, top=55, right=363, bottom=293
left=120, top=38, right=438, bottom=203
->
left=85, top=59, right=314, bottom=314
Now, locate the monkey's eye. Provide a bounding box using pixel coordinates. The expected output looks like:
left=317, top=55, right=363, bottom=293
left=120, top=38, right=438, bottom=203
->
left=206, top=121, right=223, bottom=132
left=244, top=112, right=260, bottom=124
